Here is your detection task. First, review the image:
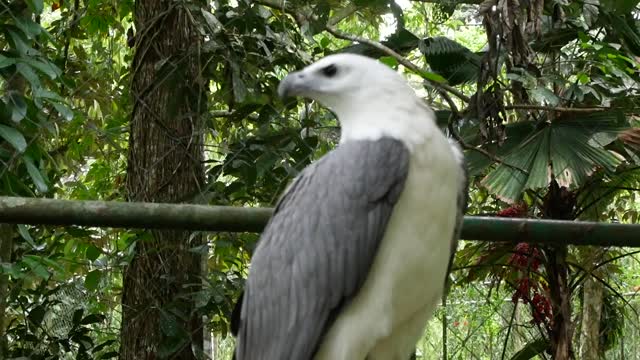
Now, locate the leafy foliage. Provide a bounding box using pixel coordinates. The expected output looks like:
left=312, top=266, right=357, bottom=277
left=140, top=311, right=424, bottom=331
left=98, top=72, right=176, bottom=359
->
left=1, top=0, right=640, bottom=359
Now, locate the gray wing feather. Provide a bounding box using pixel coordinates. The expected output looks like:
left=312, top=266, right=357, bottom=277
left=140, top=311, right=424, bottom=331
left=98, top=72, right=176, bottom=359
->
left=235, top=138, right=410, bottom=360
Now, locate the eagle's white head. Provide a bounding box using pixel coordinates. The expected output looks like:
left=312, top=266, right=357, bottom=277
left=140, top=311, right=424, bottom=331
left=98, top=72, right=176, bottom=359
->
left=278, top=53, right=437, bottom=146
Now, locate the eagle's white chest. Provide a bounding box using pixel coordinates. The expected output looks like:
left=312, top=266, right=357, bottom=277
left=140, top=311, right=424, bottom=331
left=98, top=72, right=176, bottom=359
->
left=315, top=131, right=461, bottom=360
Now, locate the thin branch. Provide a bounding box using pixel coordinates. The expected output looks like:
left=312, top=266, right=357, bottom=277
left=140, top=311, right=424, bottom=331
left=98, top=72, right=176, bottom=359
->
left=324, top=25, right=470, bottom=102
left=254, top=0, right=471, bottom=102
left=505, top=104, right=609, bottom=113
left=211, top=110, right=234, bottom=117
left=327, top=4, right=360, bottom=26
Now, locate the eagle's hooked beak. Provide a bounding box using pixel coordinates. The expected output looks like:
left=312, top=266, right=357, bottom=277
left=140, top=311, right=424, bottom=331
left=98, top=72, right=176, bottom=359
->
left=277, top=71, right=310, bottom=98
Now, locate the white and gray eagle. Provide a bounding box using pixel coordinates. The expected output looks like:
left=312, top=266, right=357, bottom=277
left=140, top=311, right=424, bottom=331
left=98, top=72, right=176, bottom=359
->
left=232, top=53, right=467, bottom=360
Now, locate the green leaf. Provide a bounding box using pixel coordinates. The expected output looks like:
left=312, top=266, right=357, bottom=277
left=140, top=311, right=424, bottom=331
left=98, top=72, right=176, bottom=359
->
left=510, top=338, right=549, bottom=360
left=85, top=244, right=102, bottom=261
left=0, top=124, right=27, bottom=152
left=21, top=58, right=61, bottom=79
left=28, top=305, right=47, bottom=326
left=17, top=224, right=37, bottom=249
left=7, top=29, right=35, bottom=56
left=379, top=56, right=399, bottom=68
left=72, top=308, right=84, bottom=325
left=81, top=313, right=105, bottom=325
left=25, top=0, right=44, bottom=14
left=85, top=270, right=102, bottom=291
left=14, top=17, right=43, bottom=39
left=419, top=36, right=481, bottom=85
left=22, top=255, right=49, bottom=278
left=99, top=351, right=119, bottom=359
left=16, top=62, right=41, bottom=89
left=8, top=92, right=27, bottom=123
left=530, top=87, right=560, bottom=106
left=52, top=102, right=73, bottom=121
left=23, top=156, right=49, bottom=193
left=601, top=0, right=639, bottom=13
left=0, top=55, right=15, bottom=68
left=419, top=70, right=447, bottom=83
left=482, top=111, right=626, bottom=201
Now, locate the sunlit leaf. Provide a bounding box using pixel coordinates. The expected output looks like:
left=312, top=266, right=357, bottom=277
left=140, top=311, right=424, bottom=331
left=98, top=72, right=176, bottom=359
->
left=0, top=124, right=27, bottom=152
left=23, top=156, right=49, bottom=193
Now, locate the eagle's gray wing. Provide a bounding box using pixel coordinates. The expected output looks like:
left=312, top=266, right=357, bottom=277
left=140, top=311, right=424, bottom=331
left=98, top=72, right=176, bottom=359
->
left=233, top=138, right=410, bottom=360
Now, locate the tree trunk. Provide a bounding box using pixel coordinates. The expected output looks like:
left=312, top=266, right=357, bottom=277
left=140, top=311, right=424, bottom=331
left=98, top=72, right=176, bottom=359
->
left=0, top=224, right=12, bottom=356
left=548, top=246, right=574, bottom=360
left=579, top=269, right=604, bottom=359
left=0, top=3, right=29, bottom=354
left=543, top=180, right=576, bottom=359
left=119, top=0, right=207, bottom=358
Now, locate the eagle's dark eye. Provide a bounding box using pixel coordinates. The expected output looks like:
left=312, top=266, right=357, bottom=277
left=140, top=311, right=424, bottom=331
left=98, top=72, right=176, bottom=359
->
left=320, top=64, right=338, bottom=77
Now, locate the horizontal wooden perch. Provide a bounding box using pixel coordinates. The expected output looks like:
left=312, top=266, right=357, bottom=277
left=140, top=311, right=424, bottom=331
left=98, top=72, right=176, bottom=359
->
left=0, top=196, right=638, bottom=247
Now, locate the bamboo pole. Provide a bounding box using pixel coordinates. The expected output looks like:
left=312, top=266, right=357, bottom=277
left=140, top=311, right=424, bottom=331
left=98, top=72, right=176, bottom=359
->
left=0, top=196, right=638, bottom=247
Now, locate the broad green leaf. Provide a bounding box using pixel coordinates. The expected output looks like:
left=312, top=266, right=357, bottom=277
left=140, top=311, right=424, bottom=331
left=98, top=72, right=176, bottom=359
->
left=601, top=0, right=639, bottom=13
left=14, top=17, right=43, bottom=39
left=419, top=36, right=481, bottom=85
left=379, top=56, right=399, bottom=68
left=22, top=255, right=49, bottom=278
left=25, top=0, right=44, bottom=14
left=482, top=111, right=626, bottom=201
left=81, top=313, right=105, bottom=325
left=0, top=124, right=27, bottom=152
left=28, top=305, right=46, bottom=326
left=85, top=244, right=102, bottom=261
left=7, top=30, right=36, bottom=56
left=52, top=102, right=73, bottom=121
left=17, top=62, right=41, bottom=89
left=85, top=270, right=102, bottom=291
left=0, top=55, right=15, bottom=68
left=419, top=70, right=447, bottom=83
left=72, top=308, right=84, bottom=325
left=8, top=93, right=27, bottom=123
left=530, top=87, right=560, bottom=106
left=17, top=224, right=36, bottom=249
left=21, top=58, right=61, bottom=79
left=99, top=351, right=119, bottom=359
left=23, top=156, right=49, bottom=193
left=201, top=9, right=223, bottom=33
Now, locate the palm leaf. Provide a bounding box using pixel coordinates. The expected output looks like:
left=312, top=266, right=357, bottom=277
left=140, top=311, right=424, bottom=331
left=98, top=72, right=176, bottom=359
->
left=482, top=111, right=628, bottom=202
left=419, top=36, right=481, bottom=85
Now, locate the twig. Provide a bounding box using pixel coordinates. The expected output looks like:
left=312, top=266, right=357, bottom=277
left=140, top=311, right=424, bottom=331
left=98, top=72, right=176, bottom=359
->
left=254, top=0, right=471, bottom=102
left=211, top=110, right=233, bottom=117
left=438, top=88, right=527, bottom=174
left=505, top=104, right=609, bottom=112
left=324, top=26, right=470, bottom=102
left=327, top=4, right=359, bottom=26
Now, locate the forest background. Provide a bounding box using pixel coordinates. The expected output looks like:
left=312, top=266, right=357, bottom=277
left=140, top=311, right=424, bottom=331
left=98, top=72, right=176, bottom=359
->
left=2, top=0, right=640, bottom=359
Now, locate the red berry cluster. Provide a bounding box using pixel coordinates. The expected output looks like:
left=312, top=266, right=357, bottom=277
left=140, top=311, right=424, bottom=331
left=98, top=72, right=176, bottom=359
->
left=531, top=293, right=552, bottom=324
left=509, top=242, right=541, bottom=270
left=508, top=242, right=552, bottom=326
left=511, top=277, right=553, bottom=325
left=496, top=203, right=528, bottom=218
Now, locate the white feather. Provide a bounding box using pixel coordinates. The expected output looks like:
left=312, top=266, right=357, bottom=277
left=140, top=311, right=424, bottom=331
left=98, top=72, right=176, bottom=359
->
left=288, top=54, right=463, bottom=359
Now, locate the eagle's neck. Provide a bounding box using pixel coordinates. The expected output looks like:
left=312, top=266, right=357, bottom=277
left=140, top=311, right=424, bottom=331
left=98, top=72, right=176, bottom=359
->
left=337, top=97, right=437, bottom=149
